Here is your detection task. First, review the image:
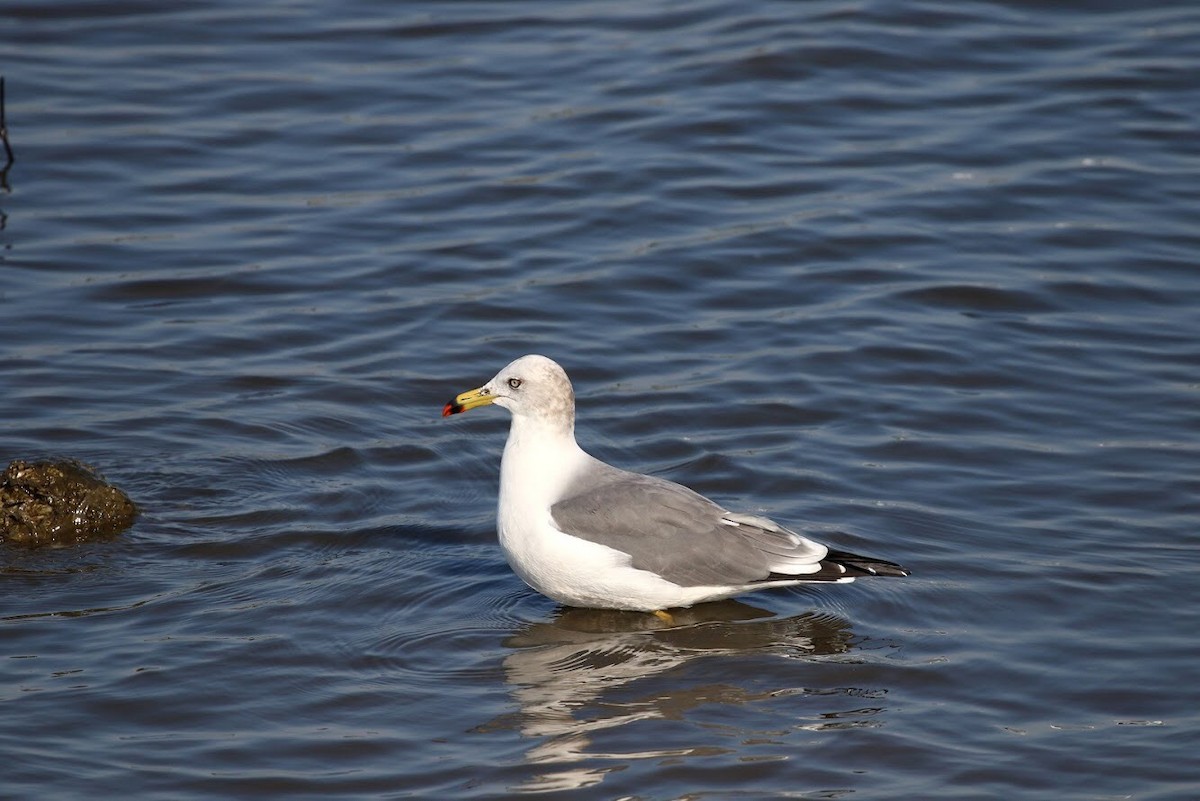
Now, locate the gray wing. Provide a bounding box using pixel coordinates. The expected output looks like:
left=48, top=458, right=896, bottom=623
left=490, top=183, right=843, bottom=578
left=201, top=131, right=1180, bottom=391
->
left=549, top=463, right=830, bottom=587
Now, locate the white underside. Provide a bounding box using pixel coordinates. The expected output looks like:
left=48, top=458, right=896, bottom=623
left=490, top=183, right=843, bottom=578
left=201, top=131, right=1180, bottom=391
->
left=499, top=509, right=802, bottom=611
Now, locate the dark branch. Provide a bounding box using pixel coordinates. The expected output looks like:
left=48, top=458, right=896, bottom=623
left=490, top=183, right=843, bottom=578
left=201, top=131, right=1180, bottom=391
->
left=1, top=76, right=14, bottom=190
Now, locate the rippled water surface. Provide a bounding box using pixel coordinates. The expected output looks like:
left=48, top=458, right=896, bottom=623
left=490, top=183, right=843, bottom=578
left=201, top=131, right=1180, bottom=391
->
left=2, top=2, right=1198, bottom=798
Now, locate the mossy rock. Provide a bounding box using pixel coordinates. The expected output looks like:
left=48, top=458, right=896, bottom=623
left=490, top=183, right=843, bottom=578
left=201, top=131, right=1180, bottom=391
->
left=1, top=459, right=137, bottom=547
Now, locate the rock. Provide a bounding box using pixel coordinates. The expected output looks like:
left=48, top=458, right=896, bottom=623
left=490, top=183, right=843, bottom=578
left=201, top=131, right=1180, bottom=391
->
left=1, top=459, right=137, bottom=547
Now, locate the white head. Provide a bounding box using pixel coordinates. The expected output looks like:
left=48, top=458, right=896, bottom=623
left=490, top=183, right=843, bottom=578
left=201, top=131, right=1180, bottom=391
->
left=443, top=354, right=576, bottom=433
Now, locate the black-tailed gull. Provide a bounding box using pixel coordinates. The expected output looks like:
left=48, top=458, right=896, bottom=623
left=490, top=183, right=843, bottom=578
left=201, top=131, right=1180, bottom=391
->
left=442, top=354, right=907, bottom=612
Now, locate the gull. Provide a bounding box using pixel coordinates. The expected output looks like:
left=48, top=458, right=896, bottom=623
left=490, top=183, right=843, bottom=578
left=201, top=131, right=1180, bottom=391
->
left=442, top=354, right=907, bottom=613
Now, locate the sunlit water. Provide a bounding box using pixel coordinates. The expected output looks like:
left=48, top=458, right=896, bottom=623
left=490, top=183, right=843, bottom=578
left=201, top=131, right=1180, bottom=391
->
left=2, top=2, right=1198, bottom=798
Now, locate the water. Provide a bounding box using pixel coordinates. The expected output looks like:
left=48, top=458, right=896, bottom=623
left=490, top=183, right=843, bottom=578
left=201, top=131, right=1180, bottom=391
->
left=2, top=1, right=1198, bottom=798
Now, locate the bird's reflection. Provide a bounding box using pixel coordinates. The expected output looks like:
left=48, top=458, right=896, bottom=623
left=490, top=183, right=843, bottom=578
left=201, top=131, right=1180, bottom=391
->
left=482, top=600, right=869, bottom=793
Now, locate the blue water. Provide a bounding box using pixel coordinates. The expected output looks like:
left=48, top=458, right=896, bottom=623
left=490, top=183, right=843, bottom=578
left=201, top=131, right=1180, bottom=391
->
left=2, top=2, right=1198, bottom=798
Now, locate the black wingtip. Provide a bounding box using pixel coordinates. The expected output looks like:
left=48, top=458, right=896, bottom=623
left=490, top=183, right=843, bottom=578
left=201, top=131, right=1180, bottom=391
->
left=824, top=548, right=910, bottom=578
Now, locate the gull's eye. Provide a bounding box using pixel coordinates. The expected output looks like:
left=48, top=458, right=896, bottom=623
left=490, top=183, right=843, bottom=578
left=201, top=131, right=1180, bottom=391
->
left=507, top=378, right=523, bottom=389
